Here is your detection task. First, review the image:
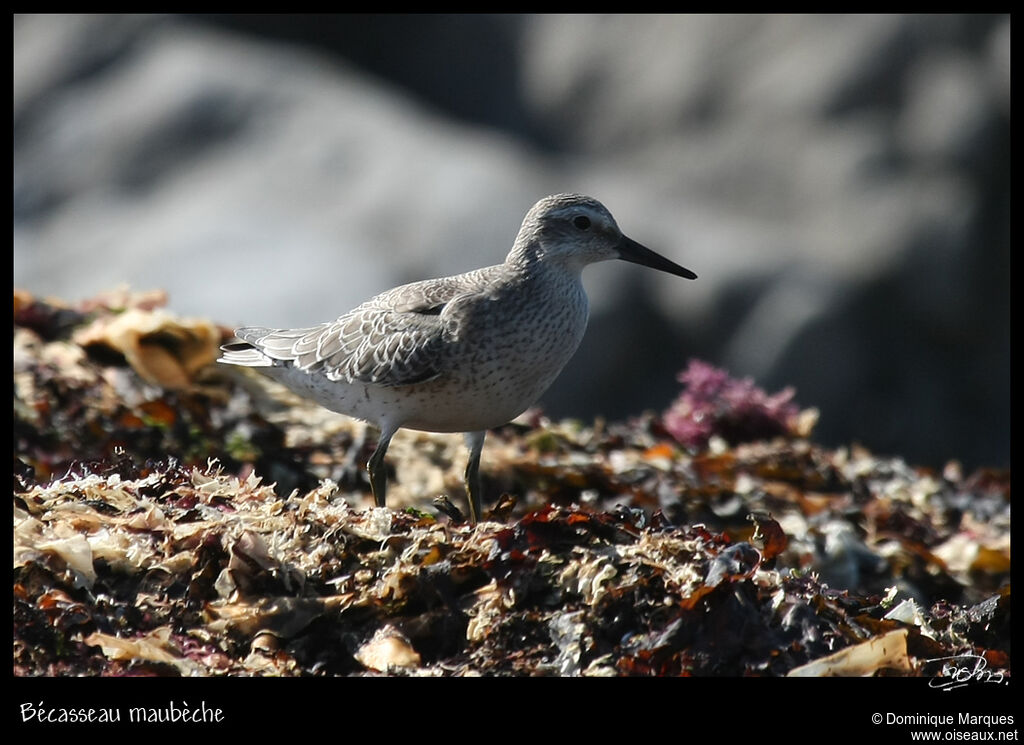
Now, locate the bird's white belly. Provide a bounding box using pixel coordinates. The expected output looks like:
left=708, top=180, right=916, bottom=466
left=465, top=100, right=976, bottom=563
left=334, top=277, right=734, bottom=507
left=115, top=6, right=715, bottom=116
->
left=262, top=366, right=533, bottom=432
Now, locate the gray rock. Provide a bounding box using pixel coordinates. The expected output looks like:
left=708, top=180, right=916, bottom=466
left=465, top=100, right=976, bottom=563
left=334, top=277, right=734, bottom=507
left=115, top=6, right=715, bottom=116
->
left=14, top=13, right=1009, bottom=470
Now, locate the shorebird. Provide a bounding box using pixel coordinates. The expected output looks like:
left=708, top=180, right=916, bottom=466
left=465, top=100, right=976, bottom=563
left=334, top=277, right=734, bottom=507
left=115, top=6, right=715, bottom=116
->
left=218, top=193, right=696, bottom=523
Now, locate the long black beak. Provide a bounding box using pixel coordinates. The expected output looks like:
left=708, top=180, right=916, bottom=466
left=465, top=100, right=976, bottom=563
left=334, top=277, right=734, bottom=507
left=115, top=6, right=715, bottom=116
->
left=617, top=235, right=697, bottom=279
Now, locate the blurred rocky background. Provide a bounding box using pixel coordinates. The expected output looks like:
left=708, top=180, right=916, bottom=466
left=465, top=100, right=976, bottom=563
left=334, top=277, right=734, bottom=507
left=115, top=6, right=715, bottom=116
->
left=13, top=14, right=1010, bottom=471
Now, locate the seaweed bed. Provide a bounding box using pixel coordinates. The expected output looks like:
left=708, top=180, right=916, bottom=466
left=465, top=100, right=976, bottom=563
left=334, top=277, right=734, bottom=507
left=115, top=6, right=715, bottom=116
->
left=13, top=288, right=1011, bottom=680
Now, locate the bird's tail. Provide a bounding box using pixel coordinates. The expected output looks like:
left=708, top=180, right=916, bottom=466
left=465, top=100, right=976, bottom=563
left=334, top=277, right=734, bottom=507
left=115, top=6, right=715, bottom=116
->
left=217, top=341, right=274, bottom=367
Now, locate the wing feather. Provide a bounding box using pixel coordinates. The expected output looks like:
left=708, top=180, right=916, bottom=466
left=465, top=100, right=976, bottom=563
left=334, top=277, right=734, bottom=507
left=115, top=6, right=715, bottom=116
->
left=220, top=266, right=501, bottom=387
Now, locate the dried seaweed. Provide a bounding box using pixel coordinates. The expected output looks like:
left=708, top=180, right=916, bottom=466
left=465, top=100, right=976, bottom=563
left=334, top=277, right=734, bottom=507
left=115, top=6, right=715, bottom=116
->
left=12, top=288, right=1011, bottom=678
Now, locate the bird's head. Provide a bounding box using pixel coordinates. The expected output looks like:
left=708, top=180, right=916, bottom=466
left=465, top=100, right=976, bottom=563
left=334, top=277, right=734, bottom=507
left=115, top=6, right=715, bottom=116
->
left=511, top=193, right=697, bottom=280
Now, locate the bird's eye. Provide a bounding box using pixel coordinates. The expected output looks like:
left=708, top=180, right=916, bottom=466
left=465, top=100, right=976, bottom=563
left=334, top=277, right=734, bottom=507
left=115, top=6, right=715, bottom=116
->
left=573, top=216, right=591, bottom=231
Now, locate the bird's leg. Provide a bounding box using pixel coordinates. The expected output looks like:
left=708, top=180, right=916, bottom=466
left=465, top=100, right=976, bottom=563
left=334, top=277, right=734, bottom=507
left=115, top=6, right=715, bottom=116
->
left=464, top=430, right=486, bottom=524
left=367, top=425, right=397, bottom=508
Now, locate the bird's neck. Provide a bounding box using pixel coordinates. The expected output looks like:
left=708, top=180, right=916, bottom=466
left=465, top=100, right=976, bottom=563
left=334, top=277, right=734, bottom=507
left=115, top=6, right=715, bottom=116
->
left=505, top=243, right=586, bottom=280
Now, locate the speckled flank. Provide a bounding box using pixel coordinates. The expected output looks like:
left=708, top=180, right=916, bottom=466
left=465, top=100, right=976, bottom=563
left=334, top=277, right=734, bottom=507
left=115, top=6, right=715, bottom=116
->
left=218, top=193, right=696, bottom=523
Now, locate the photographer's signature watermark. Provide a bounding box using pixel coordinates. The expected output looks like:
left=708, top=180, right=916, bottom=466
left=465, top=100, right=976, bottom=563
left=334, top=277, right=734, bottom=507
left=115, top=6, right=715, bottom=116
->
left=925, top=654, right=1008, bottom=692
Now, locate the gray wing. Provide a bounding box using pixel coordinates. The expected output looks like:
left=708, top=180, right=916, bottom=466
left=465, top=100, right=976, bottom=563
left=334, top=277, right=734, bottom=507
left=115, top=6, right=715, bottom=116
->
left=222, top=268, right=496, bottom=387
